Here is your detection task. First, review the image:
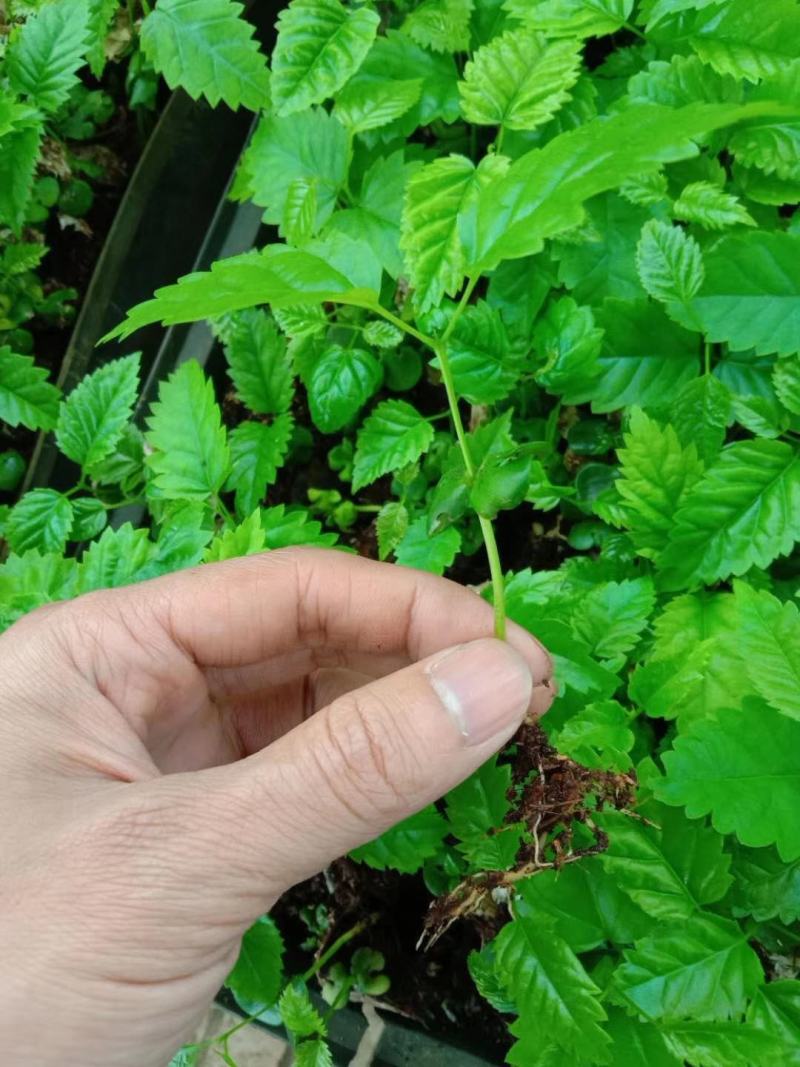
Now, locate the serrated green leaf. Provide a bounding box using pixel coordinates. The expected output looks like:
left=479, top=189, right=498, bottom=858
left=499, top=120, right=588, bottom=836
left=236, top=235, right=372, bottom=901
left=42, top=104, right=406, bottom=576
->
left=730, top=844, right=800, bottom=925
left=401, top=153, right=507, bottom=313
left=56, top=354, right=140, bottom=471
left=468, top=946, right=516, bottom=1015
left=554, top=193, right=648, bottom=307
left=729, top=61, right=800, bottom=182
left=69, top=497, right=108, bottom=542
left=326, top=150, right=420, bottom=278
left=556, top=700, right=634, bottom=770
left=308, top=346, right=382, bottom=434
left=106, top=246, right=377, bottom=343
left=614, top=913, right=762, bottom=1021
left=352, top=400, right=434, bottom=492
left=402, top=0, right=472, bottom=53
left=673, top=181, right=755, bottom=230
left=627, top=54, right=741, bottom=109
left=0, top=123, right=42, bottom=233
left=149, top=503, right=213, bottom=576
left=75, top=524, right=159, bottom=593
left=604, top=1009, right=681, bottom=1067
left=598, top=804, right=732, bottom=921
left=343, top=30, right=460, bottom=137
left=279, top=980, right=326, bottom=1038
left=260, top=505, right=339, bottom=550
left=226, top=416, right=293, bottom=519
left=438, top=299, right=520, bottom=404
left=748, top=979, right=800, bottom=1063
left=239, top=110, right=348, bottom=230
left=458, top=29, right=582, bottom=132
left=280, top=177, right=318, bottom=247
left=395, top=516, right=460, bottom=575
left=334, top=77, right=422, bottom=134
left=636, top=219, right=705, bottom=309
left=690, top=231, right=800, bottom=358
left=657, top=699, right=800, bottom=861
left=445, top=756, right=511, bottom=842
left=669, top=373, right=732, bottom=465
left=6, top=0, right=90, bottom=113
left=350, top=807, right=448, bottom=874
left=533, top=296, right=604, bottom=402
left=141, top=0, right=270, bottom=111
left=226, top=916, right=284, bottom=1008
left=634, top=590, right=756, bottom=729
left=616, top=408, right=705, bottom=560
left=571, top=578, right=656, bottom=665
left=272, top=0, right=379, bottom=116
left=506, top=0, right=633, bottom=38
left=661, top=1018, right=783, bottom=1067
left=0, top=550, right=77, bottom=626
left=735, top=583, right=800, bottom=722
left=0, top=346, right=61, bottom=431
left=222, top=309, right=294, bottom=416
left=468, top=101, right=796, bottom=272
left=363, top=321, right=403, bottom=349
left=689, top=0, right=800, bottom=82
left=658, top=438, right=800, bottom=590
left=295, top=1039, right=333, bottom=1067
left=273, top=304, right=328, bottom=339
left=376, top=501, right=408, bottom=561
left=6, top=489, right=73, bottom=554
left=205, top=510, right=266, bottom=562
left=493, top=914, right=610, bottom=1061
left=145, top=360, right=230, bottom=501
left=517, top=862, right=653, bottom=955
left=774, top=356, right=800, bottom=416
left=591, top=300, right=699, bottom=414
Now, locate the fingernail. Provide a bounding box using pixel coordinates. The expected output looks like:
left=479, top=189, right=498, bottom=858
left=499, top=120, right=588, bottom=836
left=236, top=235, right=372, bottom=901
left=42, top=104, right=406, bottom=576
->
left=426, top=638, right=533, bottom=747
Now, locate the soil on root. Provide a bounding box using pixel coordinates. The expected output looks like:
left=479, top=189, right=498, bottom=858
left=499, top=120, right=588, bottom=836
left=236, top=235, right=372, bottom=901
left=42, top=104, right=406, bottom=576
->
left=270, top=727, right=637, bottom=1062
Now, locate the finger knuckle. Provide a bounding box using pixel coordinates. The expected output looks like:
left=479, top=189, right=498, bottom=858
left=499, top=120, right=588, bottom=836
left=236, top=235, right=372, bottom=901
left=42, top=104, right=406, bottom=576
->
left=319, top=692, right=418, bottom=816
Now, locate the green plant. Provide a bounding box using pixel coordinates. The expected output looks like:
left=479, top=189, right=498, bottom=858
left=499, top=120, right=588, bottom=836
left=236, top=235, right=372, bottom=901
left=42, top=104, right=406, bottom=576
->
left=6, top=1, right=800, bottom=1064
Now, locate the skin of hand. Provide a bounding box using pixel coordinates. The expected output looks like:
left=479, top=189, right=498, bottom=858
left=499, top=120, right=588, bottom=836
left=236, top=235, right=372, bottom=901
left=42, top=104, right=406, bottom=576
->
left=0, top=547, right=554, bottom=1067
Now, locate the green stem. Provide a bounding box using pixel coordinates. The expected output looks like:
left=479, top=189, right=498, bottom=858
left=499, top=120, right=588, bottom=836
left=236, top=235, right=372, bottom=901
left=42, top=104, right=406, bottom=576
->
left=360, top=302, right=435, bottom=349
left=704, top=340, right=712, bottom=376
left=621, top=19, right=646, bottom=39
left=357, top=279, right=508, bottom=640
left=480, top=516, right=507, bottom=641
left=434, top=277, right=507, bottom=639
left=303, top=919, right=368, bottom=984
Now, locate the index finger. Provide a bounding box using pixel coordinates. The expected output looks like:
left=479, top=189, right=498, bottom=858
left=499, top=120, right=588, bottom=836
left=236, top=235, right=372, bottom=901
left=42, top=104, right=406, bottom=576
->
left=138, top=547, right=553, bottom=681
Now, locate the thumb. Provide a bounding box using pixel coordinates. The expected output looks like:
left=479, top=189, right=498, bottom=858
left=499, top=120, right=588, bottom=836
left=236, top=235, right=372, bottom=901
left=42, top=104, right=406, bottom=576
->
left=215, top=636, right=552, bottom=896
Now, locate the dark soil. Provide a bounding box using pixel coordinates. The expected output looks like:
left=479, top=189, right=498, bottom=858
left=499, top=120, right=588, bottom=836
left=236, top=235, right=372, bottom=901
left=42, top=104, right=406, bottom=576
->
left=273, top=861, right=513, bottom=1063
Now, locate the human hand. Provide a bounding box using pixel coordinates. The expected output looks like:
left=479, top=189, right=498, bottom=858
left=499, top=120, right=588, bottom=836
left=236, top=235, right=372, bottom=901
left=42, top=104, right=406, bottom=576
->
left=0, top=548, right=553, bottom=1067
